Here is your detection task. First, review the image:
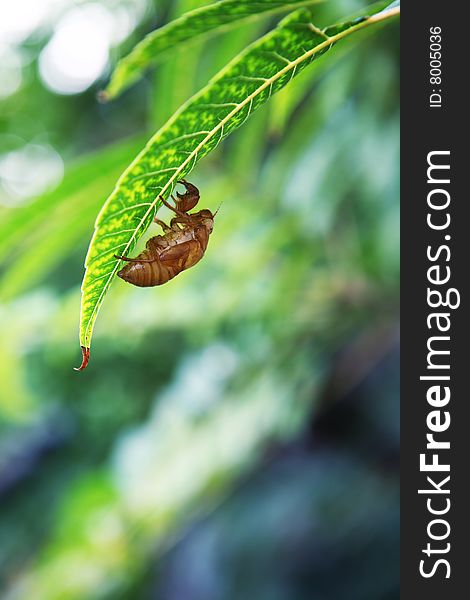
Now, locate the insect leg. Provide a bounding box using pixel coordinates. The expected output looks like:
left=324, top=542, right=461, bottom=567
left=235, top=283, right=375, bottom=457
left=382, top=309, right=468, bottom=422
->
left=175, top=180, right=200, bottom=212
left=169, top=216, right=191, bottom=230
left=114, top=254, right=156, bottom=263
left=154, top=218, right=171, bottom=232
left=159, top=194, right=186, bottom=217
left=177, top=180, right=199, bottom=194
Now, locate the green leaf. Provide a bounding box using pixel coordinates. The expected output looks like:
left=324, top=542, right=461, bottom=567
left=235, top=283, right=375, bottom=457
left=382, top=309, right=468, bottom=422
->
left=102, top=0, right=325, bottom=101
left=0, top=136, right=145, bottom=263
left=0, top=138, right=145, bottom=305
left=78, top=2, right=400, bottom=369
left=0, top=171, right=123, bottom=301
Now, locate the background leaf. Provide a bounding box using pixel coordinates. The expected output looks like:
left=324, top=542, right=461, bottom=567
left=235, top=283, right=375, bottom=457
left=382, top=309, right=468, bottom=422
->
left=103, top=0, right=324, bottom=100
left=0, top=137, right=144, bottom=262
left=78, top=3, right=400, bottom=365
left=0, top=137, right=145, bottom=301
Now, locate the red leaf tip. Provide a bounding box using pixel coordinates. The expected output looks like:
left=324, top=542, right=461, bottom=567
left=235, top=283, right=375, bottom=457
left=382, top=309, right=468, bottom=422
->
left=74, top=346, right=90, bottom=371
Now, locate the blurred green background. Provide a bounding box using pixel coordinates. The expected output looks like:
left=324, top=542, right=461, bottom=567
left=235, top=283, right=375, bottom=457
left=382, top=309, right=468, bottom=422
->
left=0, top=1, right=399, bottom=598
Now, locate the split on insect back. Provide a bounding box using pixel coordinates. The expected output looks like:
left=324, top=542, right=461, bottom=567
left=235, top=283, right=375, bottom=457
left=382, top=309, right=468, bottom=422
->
left=75, top=180, right=216, bottom=371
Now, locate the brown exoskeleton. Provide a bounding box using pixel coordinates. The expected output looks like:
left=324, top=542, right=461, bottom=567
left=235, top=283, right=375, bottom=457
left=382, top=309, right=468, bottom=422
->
left=115, top=180, right=215, bottom=287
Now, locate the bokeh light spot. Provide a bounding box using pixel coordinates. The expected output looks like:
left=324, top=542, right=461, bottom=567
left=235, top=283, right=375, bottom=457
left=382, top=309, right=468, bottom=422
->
left=0, top=143, right=64, bottom=206
left=39, top=3, right=115, bottom=95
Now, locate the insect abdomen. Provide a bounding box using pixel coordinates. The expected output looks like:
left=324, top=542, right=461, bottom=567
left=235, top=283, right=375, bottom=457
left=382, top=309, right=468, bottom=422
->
left=118, top=258, right=173, bottom=287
